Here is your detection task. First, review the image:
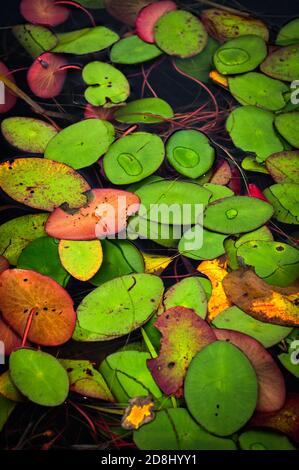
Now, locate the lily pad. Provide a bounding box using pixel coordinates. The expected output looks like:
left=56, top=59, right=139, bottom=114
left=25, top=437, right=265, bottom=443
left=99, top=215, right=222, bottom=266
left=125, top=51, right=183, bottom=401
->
left=0, top=317, right=23, bottom=356
left=263, top=183, right=299, bottom=224
left=136, top=1, right=177, bottom=43
left=213, top=35, right=267, bottom=75
left=74, top=273, right=163, bottom=341
left=1, top=117, right=57, bottom=154
left=226, top=106, right=284, bottom=162
left=276, top=18, right=299, bottom=46
left=53, top=27, right=119, bottom=54
left=0, top=213, right=47, bottom=265
left=159, top=277, right=207, bottom=319
left=27, top=52, right=68, bottom=99
left=0, top=62, right=17, bottom=114
left=266, top=151, right=299, bottom=183
left=0, top=396, right=15, bottom=432
left=242, top=156, right=270, bottom=174
left=0, top=158, right=90, bottom=211
left=76, top=0, right=105, bottom=7
left=203, top=196, right=274, bottom=234
left=20, top=0, right=70, bottom=27
left=82, top=61, right=130, bottom=106
left=261, top=44, right=299, bottom=82
left=0, top=371, right=24, bottom=402
left=184, top=341, right=258, bottom=436
left=179, top=227, right=227, bottom=260
left=103, top=132, right=164, bottom=184
left=115, top=97, right=174, bottom=124
left=59, top=240, right=103, bottom=281
left=279, top=336, right=299, bottom=379
left=154, top=10, right=207, bottom=58
left=239, top=430, right=296, bottom=450
left=110, top=35, right=162, bottom=64
left=275, top=112, right=299, bottom=148
left=13, top=24, right=58, bottom=58
left=166, top=130, right=215, bottom=178
left=104, top=0, right=152, bottom=26
left=0, top=269, right=76, bottom=346
left=127, top=215, right=181, bottom=248
left=203, top=183, right=234, bottom=202
left=18, top=236, right=70, bottom=287
left=134, top=408, right=237, bottom=450
left=45, top=119, right=115, bottom=169
left=9, top=349, right=69, bottom=406
left=143, top=252, right=172, bottom=275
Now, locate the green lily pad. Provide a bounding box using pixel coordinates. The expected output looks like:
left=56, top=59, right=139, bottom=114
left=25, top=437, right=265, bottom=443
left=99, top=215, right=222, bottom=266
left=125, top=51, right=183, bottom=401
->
left=99, top=350, right=162, bottom=403
left=60, top=359, right=114, bottom=401
left=202, top=183, right=234, bottom=202
left=103, top=132, right=164, bottom=184
left=0, top=395, right=15, bottom=432
left=278, top=333, right=299, bottom=379
left=74, top=273, right=163, bottom=341
left=0, top=371, right=24, bottom=402
left=83, top=61, right=130, bottom=106
left=154, top=10, right=207, bottom=59
left=213, top=35, right=267, bottom=75
left=127, top=215, right=181, bottom=248
left=9, top=349, right=69, bottom=407
left=266, top=151, right=299, bottom=183
left=263, top=183, right=299, bottom=224
left=45, top=119, right=115, bottom=169
left=203, top=196, right=274, bottom=234
left=90, top=239, right=144, bottom=286
left=76, top=0, right=104, bottom=7
left=13, top=24, right=58, bottom=58
left=239, top=430, right=296, bottom=450
left=235, top=225, right=274, bottom=248
left=166, top=130, right=215, bottom=178
left=213, top=306, right=292, bottom=348
left=261, top=44, right=299, bottom=82
left=115, top=97, right=174, bottom=124
left=174, top=36, right=219, bottom=83
left=275, top=112, right=299, bottom=148
left=17, top=236, right=70, bottom=287
left=242, top=156, right=269, bottom=174
left=134, top=408, right=237, bottom=450
left=52, top=26, right=119, bottom=54
left=0, top=213, right=47, bottom=265
left=226, top=106, right=284, bottom=162
left=110, top=34, right=162, bottom=64
left=179, top=227, right=227, bottom=260
left=228, top=72, right=289, bottom=111
left=0, top=158, right=90, bottom=211
left=237, top=240, right=299, bottom=287
left=276, top=18, right=299, bottom=46
left=1, top=117, right=57, bottom=153
left=59, top=240, right=103, bottom=282
left=184, top=341, right=258, bottom=436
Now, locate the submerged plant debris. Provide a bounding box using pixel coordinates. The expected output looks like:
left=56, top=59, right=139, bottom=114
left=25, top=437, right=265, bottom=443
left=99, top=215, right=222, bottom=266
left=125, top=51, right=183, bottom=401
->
left=0, top=0, right=298, bottom=452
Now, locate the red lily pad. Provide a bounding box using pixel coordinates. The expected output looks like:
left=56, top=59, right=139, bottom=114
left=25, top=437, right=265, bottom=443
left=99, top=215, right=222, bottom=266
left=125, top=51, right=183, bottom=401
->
left=147, top=307, right=216, bottom=397
left=27, top=53, right=68, bottom=99
left=215, top=329, right=285, bottom=412
left=46, top=188, right=140, bottom=240
left=20, top=0, right=70, bottom=27
left=0, top=269, right=76, bottom=346
left=0, top=317, right=23, bottom=355
left=0, top=62, right=17, bottom=114
left=136, top=1, right=177, bottom=43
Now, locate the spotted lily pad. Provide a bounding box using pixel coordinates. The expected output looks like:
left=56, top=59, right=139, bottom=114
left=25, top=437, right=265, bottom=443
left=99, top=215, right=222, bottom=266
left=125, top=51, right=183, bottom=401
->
left=263, top=183, right=299, bottom=224
left=214, top=35, right=267, bottom=75
left=261, top=44, right=299, bottom=82
left=136, top=1, right=177, bottom=43
left=83, top=61, right=130, bottom=106
left=115, top=97, right=174, bottom=124
left=179, top=227, right=227, bottom=260
left=1, top=117, right=57, bottom=154
left=59, top=240, right=103, bottom=281
left=17, top=236, right=70, bottom=287
left=103, top=132, right=164, bottom=184
left=0, top=213, right=47, bottom=265
left=276, top=18, right=299, bottom=46
left=27, top=52, right=68, bottom=99
left=45, top=119, right=115, bottom=169
left=239, top=430, right=296, bottom=450
left=74, top=273, right=163, bottom=341
left=13, top=24, right=58, bottom=58
left=10, top=349, right=69, bottom=406
left=185, top=341, right=258, bottom=436
left=110, top=35, right=162, bottom=64
left=148, top=307, right=216, bottom=396
left=154, top=10, right=207, bottom=58
left=266, top=151, right=299, bottom=183
left=53, top=27, right=119, bottom=54
left=0, top=269, right=76, bottom=346
left=275, top=112, right=299, bottom=148
left=60, top=359, right=114, bottom=401
left=226, top=106, right=284, bottom=162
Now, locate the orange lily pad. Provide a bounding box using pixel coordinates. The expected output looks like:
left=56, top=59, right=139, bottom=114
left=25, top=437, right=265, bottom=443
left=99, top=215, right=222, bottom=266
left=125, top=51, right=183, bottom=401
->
left=122, top=396, right=155, bottom=430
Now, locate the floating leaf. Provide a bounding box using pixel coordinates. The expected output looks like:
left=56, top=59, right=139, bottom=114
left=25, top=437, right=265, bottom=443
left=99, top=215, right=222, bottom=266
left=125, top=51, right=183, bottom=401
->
left=115, top=97, right=174, bottom=124
left=148, top=307, right=216, bottom=396
left=179, top=227, right=227, bottom=260
left=10, top=349, right=69, bottom=406
left=60, top=359, right=114, bottom=401
left=103, top=132, right=164, bottom=184
left=27, top=52, right=68, bottom=99
left=127, top=215, right=181, bottom=248
left=0, top=269, right=76, bottom=346
left=45, top=119, right=115, bottom=169
left=136, top=1, right=177, bottom=43
left=276, top=18, right=299, bottom=46
left=46, top=188, right=140, bottom=240
left=110, top=35, right=162, bottom=64
left=214, top=35, right=267, bottom=75
left=142, top=252, right=172, bottom=275
left=0, top=371, right=24, bottom=402
left=263, top=183, right=299, bottom=224
left=134, top=408, right=237, bottom=450
left=20, top=0, right=70, bottom=27
left=0, top=256, right=9, bottom=273
left=0, top=213, right=47, bottom=265
left=13, top=24, right=58, bottom=58
left=0, top=396, right=15, bottom=432
left=210, top=159, right=232, bottom=185
left=76, top=0, right=104, bottom=7
left=74, top=273, right=163, bottom=341
left=83, top=61, right=130, bottom=106
left=1, top=117, right=57, bottom=154
left=226, top=106, right=284, bottom=162
left=203, top=183, right=234, bottom=202
left=279, top=338, right=299, bottom=379
left=122, top=396, right=155, bottom=430
left=18, top=236, right=70, bottom=287
left=0, top=317, right=23, bottom=356
left=266, top=151, right=299, bottom=183
left=104, top=0, right=151, bottom=26
left=242, top=156, right=270, bottom=174
left=275, top=111, right=299, bottom=148
left=0, top=158, right=90, bottom=211
left=261, top=44, right=299, bottom=82
left=0, top=62, right=17, bottom=114
left=239, top=430, right=296, bottom=450
left=53, top=26, right=119, bottom=54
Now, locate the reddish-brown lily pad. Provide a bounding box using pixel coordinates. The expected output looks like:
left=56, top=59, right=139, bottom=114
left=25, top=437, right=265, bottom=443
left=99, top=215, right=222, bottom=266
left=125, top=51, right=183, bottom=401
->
left=46, top=188, right=140, bottom=240
left=0, top=317, right=23, bottom=355
left=0, top=269, right=76, bottom=346
left=20, top=0, right=70, bottom=27
left=0, top=256, right=9, bottom=273
left=104, top=0, right=151, bottom=26
left=147, top=307, right=216, bottom=397
left=27, top=53, right=68, bottom=99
